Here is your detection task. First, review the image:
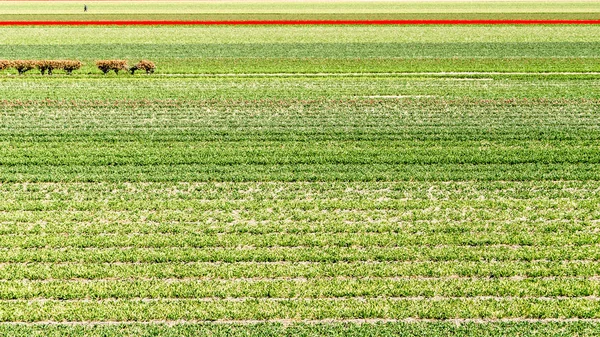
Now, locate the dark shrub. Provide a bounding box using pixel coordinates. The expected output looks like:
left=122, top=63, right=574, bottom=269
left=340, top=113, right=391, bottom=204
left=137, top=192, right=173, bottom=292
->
left=96, top=60, right=128, bottom=75
left=12, top=60, right=37, bottom=75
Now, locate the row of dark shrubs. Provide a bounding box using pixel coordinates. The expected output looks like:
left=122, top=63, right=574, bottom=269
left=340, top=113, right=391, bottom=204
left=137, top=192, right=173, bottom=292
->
left=0, top=60, right=82, bottom=75
left=96, top=60, right=156, bottom=75
left=0, top=60, right=156, bottom=75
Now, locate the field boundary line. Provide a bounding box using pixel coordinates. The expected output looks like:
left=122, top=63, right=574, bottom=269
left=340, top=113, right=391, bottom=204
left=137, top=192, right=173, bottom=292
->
left=0, top=259, right=598, bottom=266
left=3, top=276, right=600, bottom=282
left=1, top=243, right=598, bottom=250
left=3, top=20, right=600, bottom=26
left=0, top=259, right=597, bottom=266
left=3, top=318, right=600, bottom=325
left=3, top=296, right=600, bottom=302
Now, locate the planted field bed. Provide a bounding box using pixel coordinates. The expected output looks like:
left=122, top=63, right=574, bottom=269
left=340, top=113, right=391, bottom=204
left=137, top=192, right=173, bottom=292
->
left=0, top=86, right=599, bottom=334
left=0, top=1, right=599, bottom=335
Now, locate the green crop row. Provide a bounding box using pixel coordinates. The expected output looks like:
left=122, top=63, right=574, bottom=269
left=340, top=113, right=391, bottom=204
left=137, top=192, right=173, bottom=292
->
left=0, top=278, right=599, bottom=299
left=2, top=232, right=600, bottom=248
left=0, top=180, right=595, bottom=199
left=1, top=261, right=599, bottom=280
left=0, top=298, right=599, bottom=321
left=1, top=321, right=600, bottom=337
left=2, top=141, right=599, bottom=165
left=1, top=76, right=599, bottom=100
left=2, top=163, right=600, bottom=181
left=1, top=218, right=596, bottom=236
left=2, top=98, right=600, bottom=143
left=2, top=163, right=599, bottom=181
left=0, top=245, right=599, bottom=263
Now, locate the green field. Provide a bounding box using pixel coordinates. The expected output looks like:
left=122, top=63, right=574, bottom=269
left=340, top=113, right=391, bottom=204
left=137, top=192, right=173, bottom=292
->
left=2, top=0, right=600, bottom=21
left=3, top=25, right=600, bottom=74
left=1, top=1, right=600, bottom=336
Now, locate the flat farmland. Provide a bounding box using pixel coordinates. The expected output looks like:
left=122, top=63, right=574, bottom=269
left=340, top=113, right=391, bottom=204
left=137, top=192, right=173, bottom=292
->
left=2, top=0, right=600, bottom=21
left=3, top=25, right=600, bottom=73
left=1, top=1, right=600, bottom=336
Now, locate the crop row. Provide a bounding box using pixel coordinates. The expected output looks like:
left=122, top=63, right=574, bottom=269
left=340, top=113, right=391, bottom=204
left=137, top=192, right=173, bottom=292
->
left=0, top=179, right=596, bottom=196
left=0, top=180, right=595, bottom=199
left=0, top=278, right=599, bottom=299
left=0, top=298, right=598, bottom=321
left=1, top=261, right=599, bottom=279
left=1, top=143, right=598, bottom=165
left=1, top=219, right=596, bottom=236
left=0, top=141, right=598, bottom=181
left=1, top=99, right=599, bottom=148
left=2, top=163, right=599, bottom=181
left=0, top=245, right=599, bottom=263
left=1, top=76, right=599, bottom=101
left=1, top=232, right=600, bottom=248
left=0, top=321, right=599, bottom=337
left=2, top=99, right=598, bottom=123
left=2, top=140, right=599, bottom=162
left=0, top=211, right=595, bottom=236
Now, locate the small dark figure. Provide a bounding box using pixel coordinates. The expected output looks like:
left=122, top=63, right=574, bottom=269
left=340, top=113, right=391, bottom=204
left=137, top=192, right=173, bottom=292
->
left=84, top=4, right=87, bottom=12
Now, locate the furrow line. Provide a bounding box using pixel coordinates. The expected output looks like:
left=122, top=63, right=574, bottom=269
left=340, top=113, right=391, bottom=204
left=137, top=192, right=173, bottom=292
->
left=3, top=276, right=600, bottom=282
left=4, top=318, right=600, bottom=325
left=2, top=296, right=600, bottom=303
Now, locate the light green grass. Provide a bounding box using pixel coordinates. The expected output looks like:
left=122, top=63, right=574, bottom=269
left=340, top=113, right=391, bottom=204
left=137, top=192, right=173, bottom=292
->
left=2, top=0, right=600, bottom=21
left=2, top=1, right=600, bottom=15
